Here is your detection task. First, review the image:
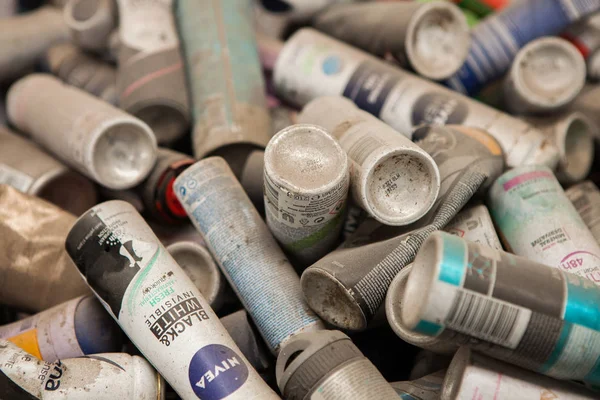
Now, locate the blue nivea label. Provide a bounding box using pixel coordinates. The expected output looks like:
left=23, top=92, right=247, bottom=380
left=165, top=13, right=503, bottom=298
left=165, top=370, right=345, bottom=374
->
left=342, top=60, right=399, bottom=118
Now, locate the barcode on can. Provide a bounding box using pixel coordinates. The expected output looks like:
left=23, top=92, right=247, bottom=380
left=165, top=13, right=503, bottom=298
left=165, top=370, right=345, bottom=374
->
left=0, top=164, right=33, bottom=193
left=345, top=135, right=385, bottom=166
left=445, top=289, right=531, bottom=349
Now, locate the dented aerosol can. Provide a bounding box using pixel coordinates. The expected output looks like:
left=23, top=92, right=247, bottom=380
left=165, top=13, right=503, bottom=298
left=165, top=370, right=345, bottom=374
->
left=264, top=124, right=350, bottom=266
left=276, top=330, right=399, bottom=400
left=274, top=28, right=559, bottom=169
left=298, top=96, right=440, bottom=226
left=488, top=165, right=600, bottom=283
left=65, top=200, right=279, bottom=399
left=175, top=0, right=271, bottom=176
left=0, top=340, right=163, bottom=399
left=0, top=296, right=121, bottom=362
left=566, top=181, right=600, bottom=244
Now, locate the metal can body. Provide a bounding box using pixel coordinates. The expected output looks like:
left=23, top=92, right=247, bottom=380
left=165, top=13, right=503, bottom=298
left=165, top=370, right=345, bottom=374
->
left=563, top=13, right=600, bottom=80
left=0, top=340, right=163, bottom=399
left=174, top=157, right=325, bottom=355
left=175, top=0, right=271, bottom=164
left=116, top=0, right=190, bottom=145
left=503, top=37, right=586, bottom=114
left=443, top=347, right=598, bottom=400
left=444, top=204, right=503, bottom=251
left=391, top=370, right=445, bottom=400
left=0, top=126, right=97, bottom=216
left=0, top=295, right=121, bottom=362
left=314, top=2, right=470, bottom=80
left=444, top=0, right=600, bottom=95
left=274, top=28, right=559, bottom=169
left=488, top=165, right=600, bottom=282
left=264, top=124, right=350, bottom=266
left=64, top=0, right=116, bottom=52
left=276, top=330, right=399, bottom=400
left=7, top=74, right=157, bottom=190
left=566, top=181, right=600, bottom=244
left=298, top=96, right=440, bottom=227
left=65, top=200, right=278, bottom=399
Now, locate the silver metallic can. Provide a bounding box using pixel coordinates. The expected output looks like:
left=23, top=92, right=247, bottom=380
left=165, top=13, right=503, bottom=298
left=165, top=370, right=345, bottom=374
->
left=0, top=126, right=97, bottom=216
left=391, top=370, right=445, bottom=400
left=299, top=96, right=440, bottom=226
left=503, top=37, right=586, bottom=114
left=63, top=0, right=117, bottom=52
left=564, top=13, right=600, bottom=81
left=264, top=124, right=350, bottom=266
left=314, top=1, right=470, bottom=80
left=488, top=164, right=600, bottom=282
left=240, top=149, right=265, bottom=212
left=566, top=180, right=600, bottom=245
left=174, top=157, right=325, bottom=354
left=65, top=200, right=279, bottom=399
left=273, top=28, right=559, bottom=169
left=444, top=204, right=503, bottom=251
left=7, top=74, right=157, bottom=190
left=276, top=330, right=399, bottom=400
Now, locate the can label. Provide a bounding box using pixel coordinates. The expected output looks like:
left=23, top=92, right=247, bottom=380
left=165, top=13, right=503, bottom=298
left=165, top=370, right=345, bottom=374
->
left=0, top=164, right=33, bottom=193
left=411, top=92, right=469, bottom=127
left=118, top=0, right=178, bottom=53
left=445, top=205, right=503, bottom=251
left=566, top=181, right=600, bottom=244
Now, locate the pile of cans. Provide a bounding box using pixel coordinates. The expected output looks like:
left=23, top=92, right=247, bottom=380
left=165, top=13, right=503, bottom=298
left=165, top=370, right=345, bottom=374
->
left=1, top=0, right=600, bottom=398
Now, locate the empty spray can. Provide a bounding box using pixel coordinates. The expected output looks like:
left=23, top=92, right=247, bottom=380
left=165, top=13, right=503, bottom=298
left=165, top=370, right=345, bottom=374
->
left=0, top=185, right=91, bottom=312
left=7, top=74, right=157, bottom=190
left=0, top=126, right=97, bottom=216
left=566, top=181, right=600, bottom=244
left=0, top=296, right=121, bottom=362
left=45, top=43, right=117, bottom=105
left=0, top=340, right=164, bottom=399
left=314, top=1, right=470, bottom=80
left=65, top=200, right=279, bottom=399
left=442, top=347, right=598, bottom=400
left=241, top=149, right=265, bottom=212
left=298, top=96, right=441, bottom=226
left=401, top=231, right=600, bottom=384
left=488, top=164, right=600, bottom=282
left=503, top=37, right=586, bottom=114
left=175, top=0, right=272, bottom=177
left=390, top=369, right=445, bottom=400
left=444, top=0, right=600, bottom=95
left=116, top=0, right=190, bottom=145
left=300, top=124, right=504, bottom=331
left=166, top=241, right=225, bottom=311
left=276, top=330, right=399, bottom=400
left=264, top=124, right=350, bottom=266
left=64, top=0, right=117, bottom=52
left=274, top=28, right=559, bottom=169
left=564, top=13, right=600, bottom=81
left=174, top=157, right=325, bottom=354
left=522, top=112, right=596, bottom=185
left=444, top=204, right=503, bottom=250
left=0, top=7, right=69, bottom=83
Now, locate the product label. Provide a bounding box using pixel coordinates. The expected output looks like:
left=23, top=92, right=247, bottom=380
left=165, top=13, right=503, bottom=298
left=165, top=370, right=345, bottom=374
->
left=8, top=330, right=41, bottom=360
left=342, top=61, right=400, bottom=118
left=566, top=182, right=600, bottom=244
left=411, top=92, right=469, bottom=127
left=0, top=164, right=33, bottom=193
left=445, top=205, right=503, bottom=251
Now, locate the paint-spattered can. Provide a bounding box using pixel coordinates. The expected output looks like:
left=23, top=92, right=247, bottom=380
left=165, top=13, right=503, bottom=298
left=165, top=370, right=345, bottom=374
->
left=7, top=74, right=157, bottom=190
left=240, top=149, right=265, bottom=212
left=503, top=37, right=586, bottom=114
left=0, top=185, right=91, bottom=312
left=63, top=0, right=116, bottom=52
left=401, top=231, right=600, bottom=384
left=566, top=181, right=600, bottom=245
left=0, top=7, right=69, bottom=83
left=175, top=0, right=271, bottom=177
left=391, top=369, right=445, bottom=400
left=523, top=112, right=596, bottom=185
left=0, top=295, right=121, bottom=362
left=442, top=347, right=598, bottom=400
left=314, top=1, right=470, bottom=80
left=299, top=96, right=440, bottom=226
left=276, top=330, right=400, bottom=400
left=0, top=340, right=164, bottom=399
left=444, top=204, right=503, bottom=250
left=174, top=157, right=325, bottom=355
left=488, top=165, right=600, bottom=282
left=444, top=0, right=600, bottom=95
left=301, top=124, right=504, bottom=331
left=166, top=241, right=225, bottom=311
left=0, top=126, right=97, bottom=216
left=44, top=43, right=117, bottom=105
left=564, top=13, right=600, bottom=81
left=116, top=0, right=190, bottom=145
left=65, top=200, right=279, bottom=399
left=264, top=124, right=349, bottom=266
left=274, top=28, right=559, bottom=169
